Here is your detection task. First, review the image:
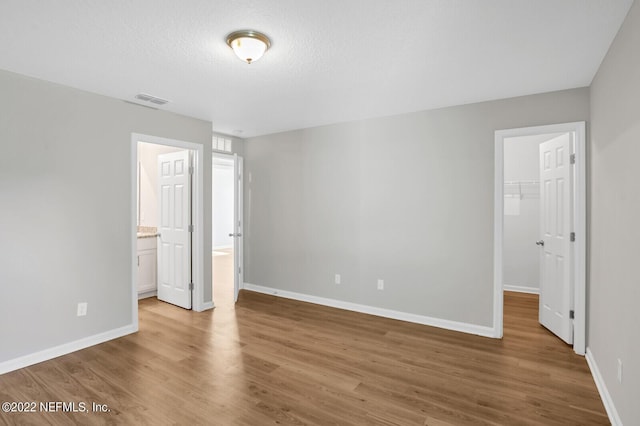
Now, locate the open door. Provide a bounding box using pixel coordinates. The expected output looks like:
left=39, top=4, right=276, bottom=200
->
left=538, top=134, right=573, bottom=343
left=231, top=154, right=244, bottom=302
left=157, top=150, right=192, bottom=309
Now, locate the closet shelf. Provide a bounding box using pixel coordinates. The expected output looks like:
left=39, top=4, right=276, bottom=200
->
left=504, top=180, right=539, bottom=185
left=504, top=180, right=540, bottom=199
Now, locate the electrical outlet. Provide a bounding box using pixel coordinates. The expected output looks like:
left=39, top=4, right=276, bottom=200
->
left=77, top=302, right=88, bottom=317
left=617, top=359, right=623, bottom=383
left=335, top=274, right=341, bottom=284
left=377, top=279, right=384, bottom=290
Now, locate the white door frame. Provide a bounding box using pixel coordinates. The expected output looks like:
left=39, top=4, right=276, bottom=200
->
left=493, top=122, right=586, bottom=355
left=234, top=154, right=244, bottom=302
left=211, top=152, right=244, bottom=304
left=131, top=133, right=206, bottom=329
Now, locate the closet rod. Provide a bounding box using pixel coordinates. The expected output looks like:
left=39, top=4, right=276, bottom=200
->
left=504, top=180, right=539, bottom=185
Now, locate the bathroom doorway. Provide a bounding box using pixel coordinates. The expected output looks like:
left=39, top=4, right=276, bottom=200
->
left=137, top=142, right=185, bottom=301
left=131, top=133, right=206, bottom=325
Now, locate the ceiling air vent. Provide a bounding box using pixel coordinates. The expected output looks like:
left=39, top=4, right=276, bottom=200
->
left=134, top=93, right=169, bottom=105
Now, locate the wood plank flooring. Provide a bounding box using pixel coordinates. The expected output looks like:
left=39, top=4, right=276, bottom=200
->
left=212, top=248, right=234, bottom=305
left=0, top=291, right=608, bottom=425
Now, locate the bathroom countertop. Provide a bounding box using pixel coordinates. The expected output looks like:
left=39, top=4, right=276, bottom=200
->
left=137, top=226, right=158, bottom=239
left=137, top=232, right=158, bottom=239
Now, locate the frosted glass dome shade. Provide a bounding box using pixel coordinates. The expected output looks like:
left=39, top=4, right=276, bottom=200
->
left=226, top=30, right=271, bottom=64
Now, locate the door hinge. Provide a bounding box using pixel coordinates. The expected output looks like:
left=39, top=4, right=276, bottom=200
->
left=238, top=266, right=241, bottom=274
left=570, top=310, right=575, bottom=319
left=189, top=282, right=194, bottom=291
left=570, top=154, right=576, bottom=165
left=570, top=232, right=576, bottom=242
left=188, top=224, right=194, bottom=232
left=189, top=166, right=194, bottom=175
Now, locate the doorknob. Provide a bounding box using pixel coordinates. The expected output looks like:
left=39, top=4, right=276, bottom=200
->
left=536, top=240, right=545, bottom=246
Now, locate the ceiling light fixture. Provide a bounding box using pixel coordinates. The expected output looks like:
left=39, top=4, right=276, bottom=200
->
left=226, top=30, right=271, bottom=64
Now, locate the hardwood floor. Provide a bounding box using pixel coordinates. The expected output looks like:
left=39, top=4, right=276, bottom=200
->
left=0, top=291, right=607, bottom=425
left=213, top=248, right=234, bottom=305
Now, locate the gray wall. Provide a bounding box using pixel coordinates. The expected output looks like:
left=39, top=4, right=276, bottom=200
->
left=589, top=1, right=640, bottom=423
left=244, top=88, right=589, bottom=327
left=0, top=69, right=212, bottom=363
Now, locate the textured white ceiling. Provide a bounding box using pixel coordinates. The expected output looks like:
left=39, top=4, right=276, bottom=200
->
left=0, top=1, right=633, bottom=137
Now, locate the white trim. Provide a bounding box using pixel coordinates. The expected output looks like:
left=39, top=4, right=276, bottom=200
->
left=503, top=285, right=539, bottom=294
left=201, top=301, right=215, bottom=310
left=131, top=138, right=140, bottom=330
left=572, top=122, right=587, bottom=356
left=243, top=283, right=495, bottom=338
left=138, top=290, right=157, bottom=299
left=586, top=348, right=623, bottom=426
left=0, top=324, right=136, bottom=375
left=131, top=133, right=206, bottom=313
left=213, top=245, right=233, bottom=250
left=493, top=133, right=504, bottom=338
left=235, top=155, right=244, bottom=302
left=494, top=122, right=586, bottom=354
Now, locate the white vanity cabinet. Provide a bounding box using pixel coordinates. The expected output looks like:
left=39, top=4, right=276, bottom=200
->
left=137, top=236, right=157, bottom=297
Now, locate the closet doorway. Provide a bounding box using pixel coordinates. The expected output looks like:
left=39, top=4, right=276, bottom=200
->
left=494, top=122, right=586, bottom=355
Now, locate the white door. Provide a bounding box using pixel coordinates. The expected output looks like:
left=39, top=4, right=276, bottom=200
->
left=231, top=154, right=244, bottom=302
left=157, top=150, right=192, bottom=309
left=538, top=134, right=573, bottom=343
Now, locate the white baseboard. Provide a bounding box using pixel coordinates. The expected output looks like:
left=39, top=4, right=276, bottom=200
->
left=0, top=324, right=138, bottom=376
left=201, top=301, right=215, bottom=310
left=243, top=283, right=495, bottom=338
left=503, top=285, right=539, bottom=294
left=586, top=348, right=622, bottom=426
left=138, top=290, right=157, bottom=299
left=212, top=245, right=232, bottom=251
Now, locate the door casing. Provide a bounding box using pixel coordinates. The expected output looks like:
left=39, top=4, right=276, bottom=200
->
left=211, top=152, right=244, bottom=305
left=493, top=122, right=586, bottom=355
left=233, top=154, right=244, bottom=302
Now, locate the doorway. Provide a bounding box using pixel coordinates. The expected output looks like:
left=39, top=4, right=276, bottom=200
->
left=493, top=122, right=586, bottom=355
left=137, top=142, right=186, bottom=302
left=212, top=153, right=243, bottom=307
left=130, top=134, right=206, bottom=329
